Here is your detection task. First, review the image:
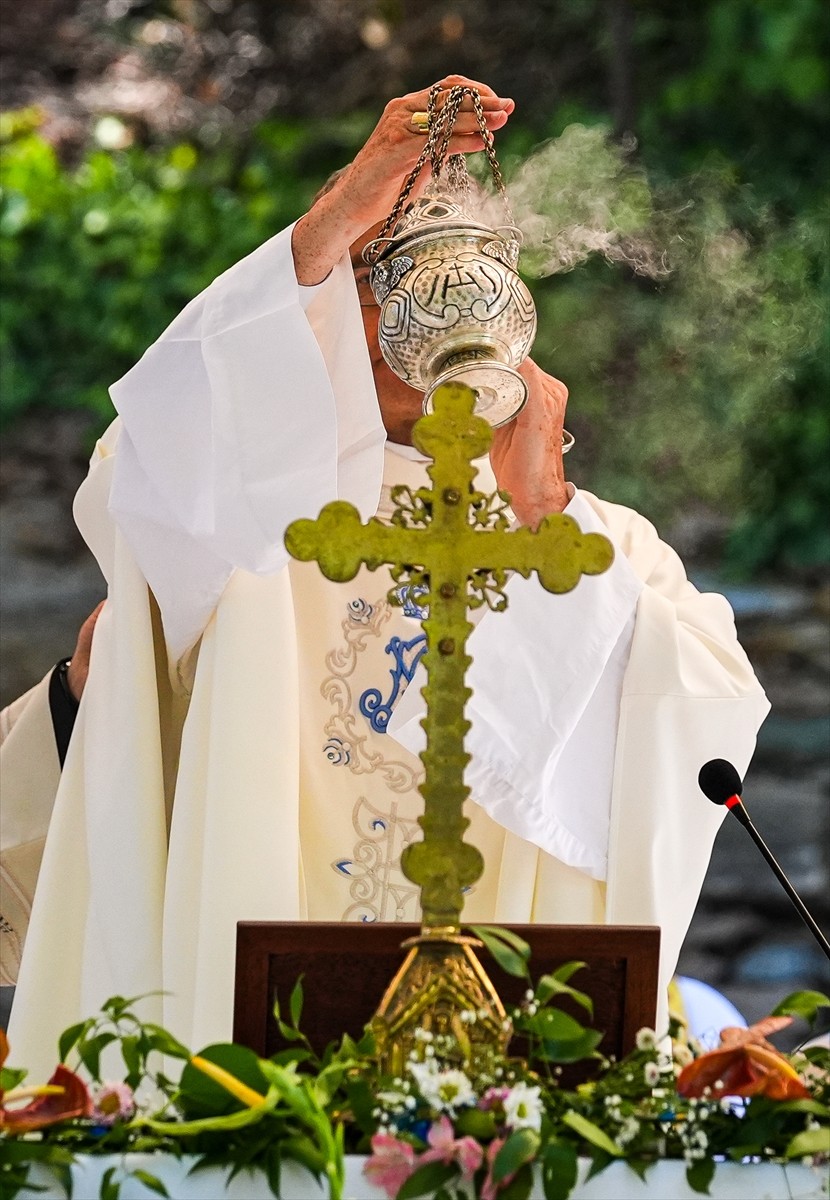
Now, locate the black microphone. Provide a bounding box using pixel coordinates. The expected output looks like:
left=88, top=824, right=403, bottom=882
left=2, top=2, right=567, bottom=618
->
left=698, top=758, right=830, bottom=961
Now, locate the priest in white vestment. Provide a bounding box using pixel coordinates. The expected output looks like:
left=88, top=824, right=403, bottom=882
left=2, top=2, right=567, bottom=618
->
left=4, top=76, right=770, bottom=1080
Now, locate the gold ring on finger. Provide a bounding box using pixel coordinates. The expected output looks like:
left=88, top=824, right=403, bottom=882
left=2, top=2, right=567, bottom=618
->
left=410, top=111, right=430, bottom=133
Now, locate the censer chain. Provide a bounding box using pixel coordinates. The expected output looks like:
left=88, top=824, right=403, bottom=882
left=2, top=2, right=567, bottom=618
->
left=367, top=84, right=515, bottom=261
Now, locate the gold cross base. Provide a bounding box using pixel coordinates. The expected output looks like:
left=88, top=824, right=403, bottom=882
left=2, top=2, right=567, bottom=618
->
left=371, top=927, right=511, bottom=1078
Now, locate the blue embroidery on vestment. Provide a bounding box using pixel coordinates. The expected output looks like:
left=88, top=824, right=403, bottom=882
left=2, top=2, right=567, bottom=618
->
left=394, top=584, right=429, bottom=619
left=359, top=632, right=427, bottom=733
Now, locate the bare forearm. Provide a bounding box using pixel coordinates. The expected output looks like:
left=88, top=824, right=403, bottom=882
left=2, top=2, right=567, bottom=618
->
left=291, top=77, right=513, bottom=286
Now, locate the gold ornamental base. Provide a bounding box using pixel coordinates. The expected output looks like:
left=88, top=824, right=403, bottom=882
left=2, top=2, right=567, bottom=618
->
left=371, top=926, right=511, bottom=1078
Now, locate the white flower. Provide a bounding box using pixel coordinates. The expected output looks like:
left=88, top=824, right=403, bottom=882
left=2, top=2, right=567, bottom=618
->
left=503, top=1082, right=543, bottom=1131
left=635, top=1028, right=658, bottom=1051
left=644, top=1062, right=661, bottom=1087
left=409, top=1061, right=475, bottom=1115
left=617, top=1116, right=641, bottom=1147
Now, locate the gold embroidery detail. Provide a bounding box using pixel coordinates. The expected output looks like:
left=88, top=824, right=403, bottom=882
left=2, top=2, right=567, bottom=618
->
left=337, top=796, right=421, bottom=923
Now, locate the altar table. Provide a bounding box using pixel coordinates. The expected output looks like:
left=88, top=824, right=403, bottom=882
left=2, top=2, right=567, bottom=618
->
left=24, top=1153, right=828, bottom=1199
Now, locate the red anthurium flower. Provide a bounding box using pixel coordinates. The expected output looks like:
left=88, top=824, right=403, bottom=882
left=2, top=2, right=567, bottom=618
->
left=0, top=1029, right=93, bottom=1134
left=677, top=1015, right=810, bottom=1101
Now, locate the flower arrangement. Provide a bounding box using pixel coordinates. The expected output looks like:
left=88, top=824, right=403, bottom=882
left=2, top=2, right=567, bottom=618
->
left=1, top=928, right=828, bottom=1200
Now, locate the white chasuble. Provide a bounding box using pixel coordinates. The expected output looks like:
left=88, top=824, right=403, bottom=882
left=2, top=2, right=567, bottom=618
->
left=6, top=222, right=770, bottom=1079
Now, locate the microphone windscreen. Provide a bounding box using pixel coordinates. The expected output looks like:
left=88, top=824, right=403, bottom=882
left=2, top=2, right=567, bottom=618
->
left=698, top=758, right=743, bottom=805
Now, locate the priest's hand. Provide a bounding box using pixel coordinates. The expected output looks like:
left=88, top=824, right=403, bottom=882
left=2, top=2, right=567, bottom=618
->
left=489, top=359, right=570, bottom=530
left=291, top=75, right=514, bottom=286
left=66, top=601, right=105, bottom=702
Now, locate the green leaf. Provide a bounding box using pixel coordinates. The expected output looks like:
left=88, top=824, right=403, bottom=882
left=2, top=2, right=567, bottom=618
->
left=499, top=1164, right=534, bottom=1200
left=469, top=925, right=530, bottom=979
left=625, top=1159, right=651, bottom=1182
left=471, top=924, right=532, bottom=959
left=100, top=1165, right=120, bottom=1200
left=527, top=1008, right=589, bottom=1042
left=130, top=1169, right=170, bottom=1197
left=289, top=976, right=305, bottom=1030
left=264, top=1143, right=281, bottom=1199
left=280, top=1133, right=326, bottom=1176
left=786, top=1126, right=830, bottom=1158
left=561, top=1110, right=622, bottom=1157
left=541, top=1138, right=579, bottom=1200
left=550, top=962, right=587, bottom=985
left=454, top=1106, right=499, bottom=1139
left=0, top=1066, right=27, bottom=1090
left=58, top=1019, right=92, bottom=1064
left=142, top=1023, right=192, bottom=1060
left=277, top=1020, right=305, bottom=1043
left=686, top=1155, right=716, bottom=1195
left=535, top=974, right=593, bottom=1018
left=269, top=1047, right=314, bottom=1067
left=583, top=1148, right=614, bottom=1182
left=396, top=1161, right=458, bottom=1199
left=493, top=1128, right=540, bottom=1182
left=771, top=990, right=830, bottom=1026
left=79, top=1031, right=117, bottom=1080
left=178, top=1043, right=270, bottom=1118
left=120, top=1035, right=142, bottom=1088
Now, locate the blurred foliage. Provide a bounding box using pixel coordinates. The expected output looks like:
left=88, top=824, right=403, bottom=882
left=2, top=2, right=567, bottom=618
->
left=0, top=111, right=371, bottom=420
left=0, top=0, right=828, bottom=573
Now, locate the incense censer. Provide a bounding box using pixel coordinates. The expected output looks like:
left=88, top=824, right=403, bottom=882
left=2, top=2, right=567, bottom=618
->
left=363, top=83, right=536, bottom=427
left=364, top=194, right=537, bottom=428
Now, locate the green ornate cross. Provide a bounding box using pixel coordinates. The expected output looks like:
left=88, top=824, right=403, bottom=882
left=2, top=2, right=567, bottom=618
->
left=285, top=382, right=613, bottom=932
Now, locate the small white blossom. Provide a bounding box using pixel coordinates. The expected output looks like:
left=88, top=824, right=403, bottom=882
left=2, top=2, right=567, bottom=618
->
left=617, top=1116, right=641, bottom=1147
left=644, top=1062, right=661, bottom=1087
left=635, top=1028, right=658, bottom=1051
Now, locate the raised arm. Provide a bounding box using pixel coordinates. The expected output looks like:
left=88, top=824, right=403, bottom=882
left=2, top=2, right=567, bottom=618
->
left=291, top=75, right=514, bottom=285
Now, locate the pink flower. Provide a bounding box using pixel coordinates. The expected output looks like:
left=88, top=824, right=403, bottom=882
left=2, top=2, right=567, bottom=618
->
left=364, top=1131, right=417, bottom=1198
left=481, top=1136, right=516, bottom=1200
left=91, top=1081, right=135, bottom=1125
left=455, top=1134, right=485, bottom=1178
left=419, top=1115, right=484, bottom=1179
left=479, top=1086, right=510, bottom=1110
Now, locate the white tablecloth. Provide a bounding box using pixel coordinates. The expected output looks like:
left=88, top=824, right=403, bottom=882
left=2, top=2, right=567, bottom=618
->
left=24, top=1153, right=827, bottom=1199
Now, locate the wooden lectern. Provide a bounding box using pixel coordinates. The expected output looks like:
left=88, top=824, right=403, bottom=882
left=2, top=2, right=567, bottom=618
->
left=234, top=922, right=660, bottom=1084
